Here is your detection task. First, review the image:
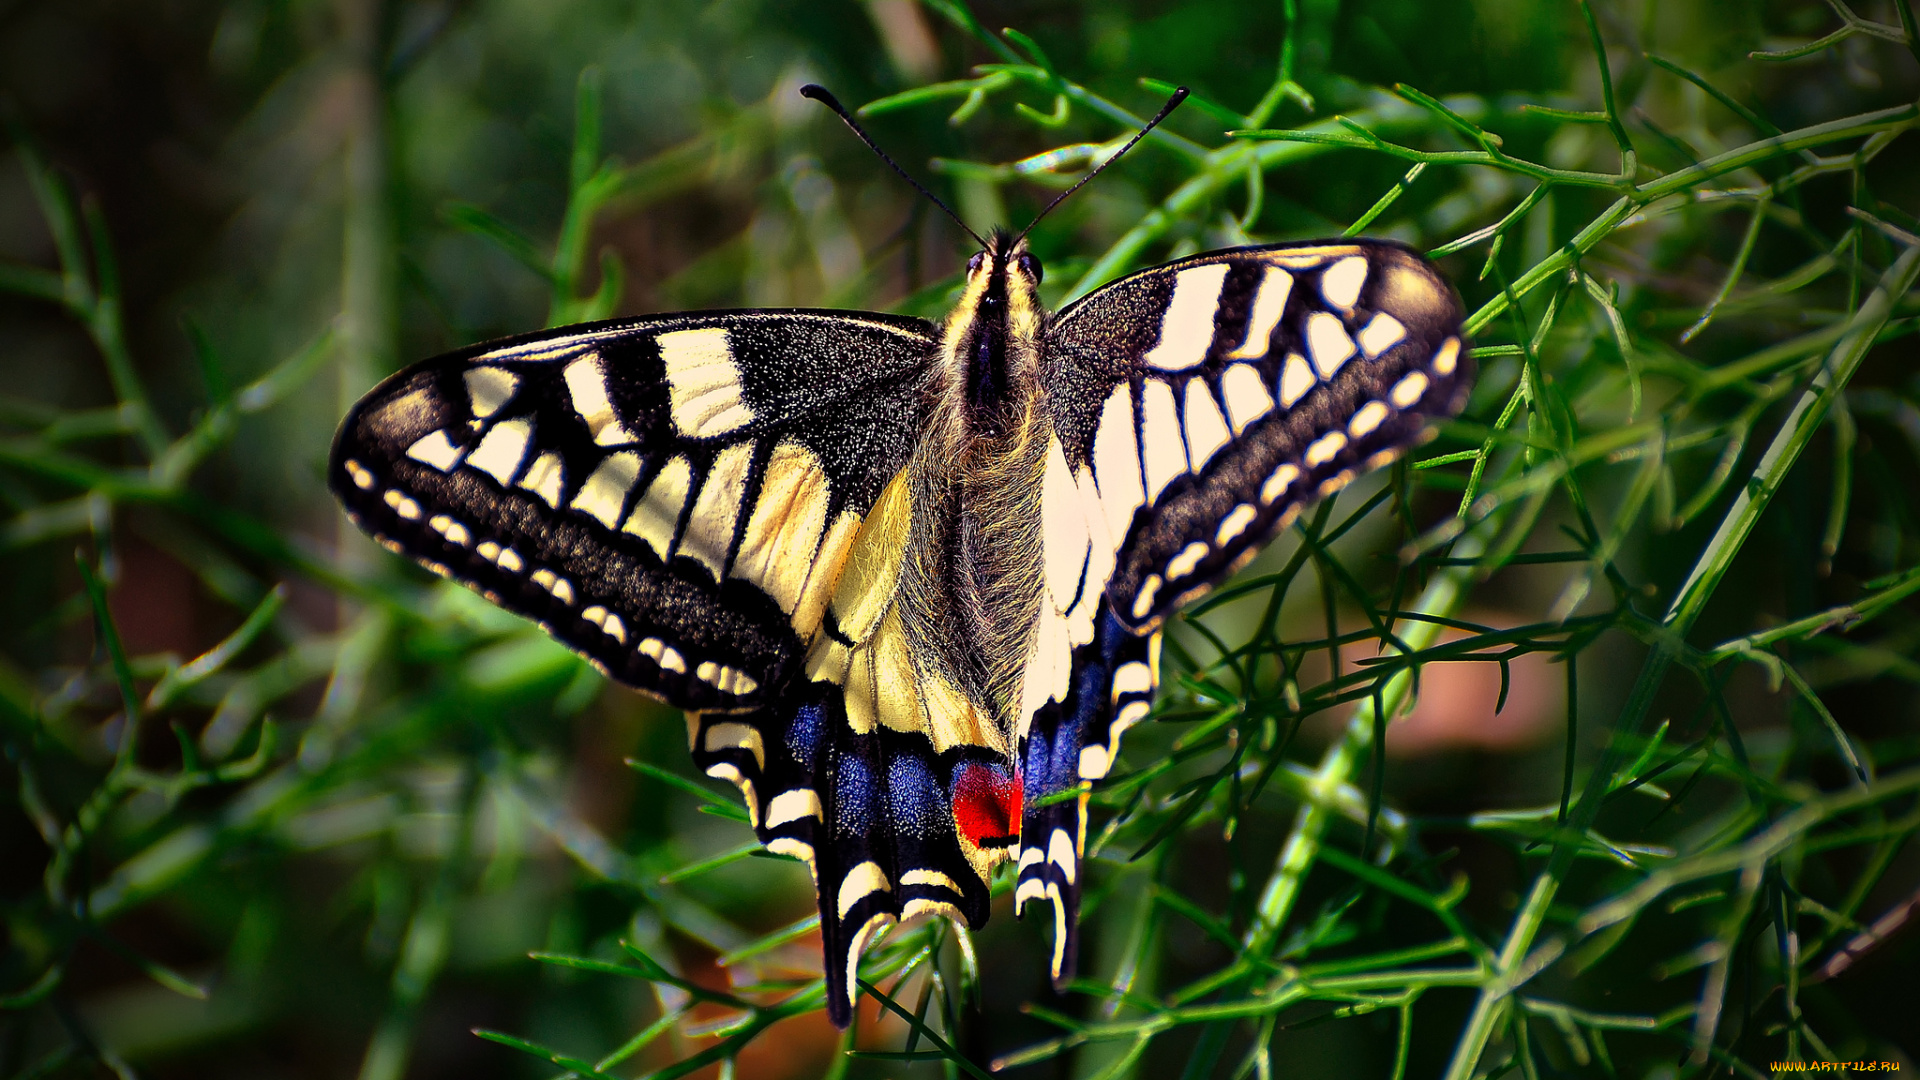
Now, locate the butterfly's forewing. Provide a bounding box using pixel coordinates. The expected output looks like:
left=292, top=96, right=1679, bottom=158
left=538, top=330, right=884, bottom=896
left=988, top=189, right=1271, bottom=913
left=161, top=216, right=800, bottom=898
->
left=330, top=311, right=935, bottom=711
left=1016, top=241, right=1471, bottom=976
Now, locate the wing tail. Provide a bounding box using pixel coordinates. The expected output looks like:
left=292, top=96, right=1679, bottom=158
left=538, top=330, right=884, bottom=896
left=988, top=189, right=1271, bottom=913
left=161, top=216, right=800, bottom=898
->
left=1015, top=603, right=1159, bottom=988
left=690, top=679, right=1006, bottom=1028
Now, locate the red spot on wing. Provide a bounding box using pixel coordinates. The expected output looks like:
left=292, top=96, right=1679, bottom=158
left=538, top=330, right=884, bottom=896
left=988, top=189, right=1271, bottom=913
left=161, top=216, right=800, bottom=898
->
left=952, top=762, right=1021, bottom=848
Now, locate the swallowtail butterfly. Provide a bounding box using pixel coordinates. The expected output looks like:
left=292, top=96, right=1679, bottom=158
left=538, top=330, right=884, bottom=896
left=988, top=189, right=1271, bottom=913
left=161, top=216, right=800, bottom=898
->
left=330, top=86, right=1470, bottom=1027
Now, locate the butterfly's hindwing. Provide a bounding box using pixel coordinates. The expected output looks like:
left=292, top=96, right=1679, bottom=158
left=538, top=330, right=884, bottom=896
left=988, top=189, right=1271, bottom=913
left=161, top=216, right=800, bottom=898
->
left=688, top=681, right=1018, bottom=1028
left=1014, top=602, right=1159, bottom=986
left=1046, top=240, right=1471, bottom=633
left=330, top=312, right=937, bottom=712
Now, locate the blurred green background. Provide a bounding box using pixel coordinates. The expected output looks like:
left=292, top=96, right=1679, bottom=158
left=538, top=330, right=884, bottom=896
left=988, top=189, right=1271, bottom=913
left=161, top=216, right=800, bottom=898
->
left=3, top=1, right=1919, bottom=1077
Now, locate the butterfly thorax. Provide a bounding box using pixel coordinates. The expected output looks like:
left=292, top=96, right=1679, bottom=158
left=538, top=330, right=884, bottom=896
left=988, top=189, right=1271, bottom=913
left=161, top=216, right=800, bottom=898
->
left=900, top=233, right=1050, bottom=747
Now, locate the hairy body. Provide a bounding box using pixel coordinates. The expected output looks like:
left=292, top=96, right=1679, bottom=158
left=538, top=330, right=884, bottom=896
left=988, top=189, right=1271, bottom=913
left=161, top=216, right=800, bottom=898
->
left=903, top=232, right=1051, bottom=745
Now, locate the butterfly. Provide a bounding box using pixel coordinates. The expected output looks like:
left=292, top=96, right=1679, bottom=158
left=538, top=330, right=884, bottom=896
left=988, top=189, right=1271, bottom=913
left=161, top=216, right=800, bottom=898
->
left=329, top=86, right=1471, bottom=1027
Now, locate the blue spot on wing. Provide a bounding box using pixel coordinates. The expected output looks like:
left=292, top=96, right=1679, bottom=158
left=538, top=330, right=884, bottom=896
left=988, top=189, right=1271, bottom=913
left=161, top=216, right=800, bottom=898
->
left=834, top=750, right=874, bottom=836
left=886, top=753, right=944, bottom=837
left=788, top=701, right=825, bottom=770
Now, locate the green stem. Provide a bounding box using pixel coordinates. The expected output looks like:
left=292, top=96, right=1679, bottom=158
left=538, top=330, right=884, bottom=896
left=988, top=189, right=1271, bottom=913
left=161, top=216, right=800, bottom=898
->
left=1440, top=236, right=1920, bottom=1080
left=1243, top=524, right=1488, bottom=956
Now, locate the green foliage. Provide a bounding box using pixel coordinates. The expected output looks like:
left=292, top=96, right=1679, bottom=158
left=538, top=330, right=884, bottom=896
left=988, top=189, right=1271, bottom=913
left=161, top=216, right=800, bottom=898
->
left=3, top=1, right=1919, bottom=1078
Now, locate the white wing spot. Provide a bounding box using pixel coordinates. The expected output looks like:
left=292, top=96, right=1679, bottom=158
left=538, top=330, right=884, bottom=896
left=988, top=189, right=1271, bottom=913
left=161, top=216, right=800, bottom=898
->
left=902, top=868, right=963, bottom=894
left=466, top=418, right=532, bottom=485
left=1390, top=370, right=1430, bottom=408
left=1078, top=743, right=1112, bottom=780
left=563, top=354, right=639, bottom=446
left=602, top=613, right=625, bottom=644
left=531, top=568, right=573, bottom=605
left=582, top=605, right=607, bottom=626
left=463, top=366, right=519, bottom=418
left=496, top=547, right=524, bottom=573
left=382, top=488, right=422, bottom=520
left=624, top=455, right=692, bottom=561
left=1041, top=438, right=1090, bottom=611
left=1113, top=698, right=1151, bottom=733
left=1261, top=463, right=1300, bottom=504
left=1305, top=431, right=1348, bottom=467
left=1319, top=469, right=1356, bottom=497
left=1279, top=353, right=1315, bottom=408
left=1348, top=401, right=1390, bottom=439
left=837, top=861, right=892, bottom=920
left=1167, top=540, right=1208, bottom=580
left=1227, top=265, right=1294, bottom=359
left=1131, top=574, right=1162, bottom=621
left=1140, top=381, right=1187, bottom=505
left=569, top=451, right=642, bottom=528
left=344, top=459, right=376, bottom=489
left=733, top=440, right=829, bottom=615
left=428, top=515, right=471, bottom=547
left=1144, top=263, right=1230, bottom=371
left=661, top=327, right=756, bottom=438
left=1216, top=503, right=1258, bottom=546
left=1067, top=465, right=1115, bottom=646
left=518, top=451, right=564, bottom=508
left=1358, top=313, right=1406, bottom=358
left=640, top=637, right=688, bottom=675
left=1320, top=255, right=1369, bottom=309
left=703, top=721, right=765, bottom=770
left=1112, top=661, right=1153, bottom=700
left=1433, top=337, right=1461, bottom=375
left=1092, top=385, right=1144, bottom=547
left=1220, top=363, right=1274, bottom=435
left=768, top=837, right=815, bottom=868
left=1047, top=828, right=1077, bottom=886
left=1182, top=381, right=1232, bottom=472
left=680, top=442, right=754, bottom=582
left=767, top=789, right=824, bottom=828
left=405, top=429, right=465, bottom=472
left=1307, top=313, right=1355, bottom=379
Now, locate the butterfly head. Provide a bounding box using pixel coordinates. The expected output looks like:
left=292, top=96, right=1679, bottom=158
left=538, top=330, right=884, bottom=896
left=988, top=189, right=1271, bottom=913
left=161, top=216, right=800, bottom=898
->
left=944, top=230, right=1045, bottom=418
left=965, top=228, right=1043, bottom=286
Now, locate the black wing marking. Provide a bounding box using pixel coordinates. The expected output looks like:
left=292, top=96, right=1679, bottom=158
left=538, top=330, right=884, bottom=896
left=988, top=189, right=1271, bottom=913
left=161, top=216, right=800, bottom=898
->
left=330, top=311, right=936, bottom=713
left=1016, top=240, right=1471, bottom=980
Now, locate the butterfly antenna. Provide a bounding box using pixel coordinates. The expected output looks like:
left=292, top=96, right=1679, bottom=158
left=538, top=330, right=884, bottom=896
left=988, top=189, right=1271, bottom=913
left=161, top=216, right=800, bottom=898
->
left=801, top=84, right=989, bottom=251
left=1014, top=87, right=1189, bottom=248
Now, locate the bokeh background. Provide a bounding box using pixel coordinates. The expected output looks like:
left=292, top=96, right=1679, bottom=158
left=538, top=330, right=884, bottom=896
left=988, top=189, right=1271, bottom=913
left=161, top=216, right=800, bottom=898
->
left=3, top=1, right=1919, bottom=1077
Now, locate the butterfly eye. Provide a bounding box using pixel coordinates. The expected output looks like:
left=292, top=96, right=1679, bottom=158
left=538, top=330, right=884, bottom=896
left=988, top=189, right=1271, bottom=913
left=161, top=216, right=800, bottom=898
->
left=967, top=252, right=987, bottom=274
left=1017, top=252, right=1043, bottom=283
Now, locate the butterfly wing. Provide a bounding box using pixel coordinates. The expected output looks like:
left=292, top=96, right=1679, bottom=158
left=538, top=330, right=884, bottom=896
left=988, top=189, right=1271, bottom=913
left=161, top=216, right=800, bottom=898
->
left=332, top=310, right=1015, bottom=1027
left=1018, top=240, right=1471, bottom=980
left=331, top=311, right=936, bottom=712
